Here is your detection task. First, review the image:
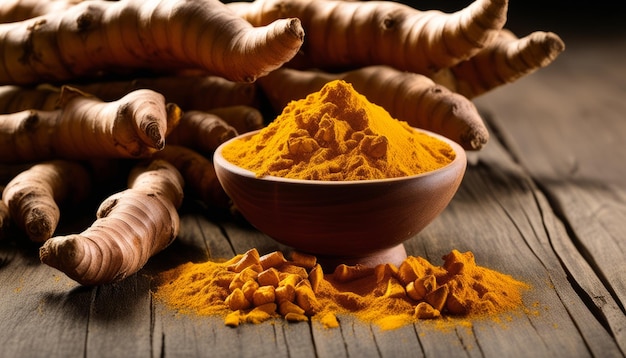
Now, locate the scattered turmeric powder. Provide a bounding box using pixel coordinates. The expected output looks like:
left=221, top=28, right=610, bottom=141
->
left=154, top=248, right=530, bottom=331
left=221, top=80, right=455, bottom=181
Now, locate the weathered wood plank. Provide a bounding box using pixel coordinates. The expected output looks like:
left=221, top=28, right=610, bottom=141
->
left=274, top=320, right=318, bottom=358
left=414, top=322, right=478, bottom=358
left=85, top=277, right=154, bottom=358
left=309, top=319, right=350, bottom=357
left=371, top=323, right=423, bottom=357
left=474, top=36, right=626, bottom=354
left=474, top=40, right=626, bottom=183
left=0, top=238, right=90, bottom=358
left=176, top=204, right=237, bottom=261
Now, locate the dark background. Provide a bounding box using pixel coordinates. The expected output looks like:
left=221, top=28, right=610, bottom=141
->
left=400, top=0, right=626, bottom=39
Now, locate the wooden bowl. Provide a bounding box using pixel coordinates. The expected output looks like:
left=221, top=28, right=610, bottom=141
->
left=214, top=129, right=467, bottom=269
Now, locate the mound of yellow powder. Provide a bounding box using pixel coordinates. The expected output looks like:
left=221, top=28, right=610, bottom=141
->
left=154, top=249, right=530, bottom=331
left=221, top=80, right=455, bottom=180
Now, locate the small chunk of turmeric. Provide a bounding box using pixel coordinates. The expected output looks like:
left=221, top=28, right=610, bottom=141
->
left=228, top=248, right=261, bottom=273
left=257, top=267, right=280, bottom=287
left=290, top=251, right=317, bottom=269
left=275, top=284, right=296, bottom=304
left=284, top=312, right=309, bottom=322
left=279, top=300, right=306, bottom=317
left=383, top=279, right=406, bottom=299
left=333, top=264, right=374, bottom=282
left=224, top=310, right=242, bottom=327
left=425, top=285, right=449, bottom=312
left=241, top=279, right=259, bottom=303
left=295, top=285, right=320, bottom=315
left=414, top=302, right=441, bottom=319
left=308, top=264, right=324, bottom=293
left=252, top=285, right=276, bottom=306
left=259, top=251, right=287, bottom=270
left=225, top=288, right=250, bottom=311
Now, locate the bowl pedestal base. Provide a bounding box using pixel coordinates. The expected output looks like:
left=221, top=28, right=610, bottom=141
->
left=313, top=244, right=407, bottom=272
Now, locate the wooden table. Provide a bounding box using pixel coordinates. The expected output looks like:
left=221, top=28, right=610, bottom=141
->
left=1, top=10, right=625, bottom=358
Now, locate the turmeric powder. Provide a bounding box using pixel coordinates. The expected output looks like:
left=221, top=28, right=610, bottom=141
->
left=221, top=80, right=454, bottom=181
left=154, top=249, right=530, bottom=331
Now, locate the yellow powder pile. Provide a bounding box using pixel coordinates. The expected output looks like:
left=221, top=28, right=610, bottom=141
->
left=154, top=249, right=530, bottom=330
left=221, top=80, right=455, bottom=180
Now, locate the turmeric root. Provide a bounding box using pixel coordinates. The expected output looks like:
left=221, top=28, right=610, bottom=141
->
left=0, top=75, right=260, bottom=115
left=0, top=85, right=62, bottom=114
left=0, top=0, right=81, bottom=23
left=0, top=0, right=304, bottom=85
left=2, top=160, right=91, bottom=242
left=431, top=29, right=566, bottom=98
left=259, top=66, right=488, bottom=150
left=114, top=76, right=259, bottom=111
left=151, top=145, right=230, bottom=209
left=71, top=75, right=261, bottom=113
left=167, top=110, right=238, bottom=154
left=207, top=106, right=265, bottom=134
left=0, top=86, right=181, bottom=163
left=39, top=159, right=184, bottom=285
left=228, top=0, right=508, bottom=76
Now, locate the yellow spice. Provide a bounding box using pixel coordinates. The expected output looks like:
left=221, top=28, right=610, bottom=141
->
left=154, top=249, right=531, bottom=331
left=222, top=80, right=454, bottom=180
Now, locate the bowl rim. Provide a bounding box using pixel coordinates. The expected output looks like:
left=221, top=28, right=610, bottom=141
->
left=213, top=127, right=467, bottom=185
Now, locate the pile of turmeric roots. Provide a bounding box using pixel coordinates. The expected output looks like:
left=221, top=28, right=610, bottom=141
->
left=0, top=0, right=564, bottom=286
